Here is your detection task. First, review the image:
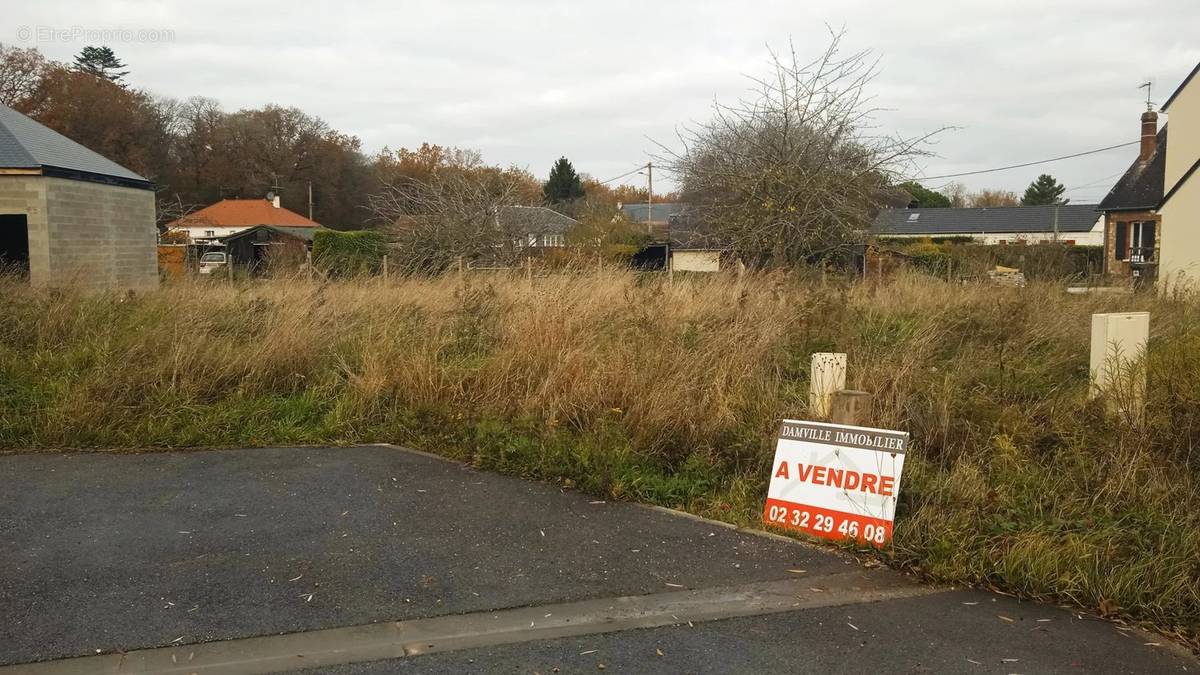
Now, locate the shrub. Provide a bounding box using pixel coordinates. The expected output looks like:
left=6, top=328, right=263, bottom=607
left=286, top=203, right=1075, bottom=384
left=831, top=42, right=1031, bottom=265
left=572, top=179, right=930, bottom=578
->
left=312, top=230, right=389, bottom=277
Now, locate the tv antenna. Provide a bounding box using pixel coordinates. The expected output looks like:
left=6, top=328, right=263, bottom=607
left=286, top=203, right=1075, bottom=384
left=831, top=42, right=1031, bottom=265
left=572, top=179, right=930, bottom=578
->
left=1139, top=80, right=1153, bottom=111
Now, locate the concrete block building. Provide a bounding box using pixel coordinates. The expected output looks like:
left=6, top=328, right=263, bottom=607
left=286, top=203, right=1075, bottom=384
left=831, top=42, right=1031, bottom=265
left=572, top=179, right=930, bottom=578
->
left=0, top=103, right=157, bottom=290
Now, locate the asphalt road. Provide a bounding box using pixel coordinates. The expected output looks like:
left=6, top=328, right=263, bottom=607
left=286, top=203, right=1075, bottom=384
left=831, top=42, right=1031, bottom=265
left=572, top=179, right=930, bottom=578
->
left=0, top=445, right=1193, bottom=673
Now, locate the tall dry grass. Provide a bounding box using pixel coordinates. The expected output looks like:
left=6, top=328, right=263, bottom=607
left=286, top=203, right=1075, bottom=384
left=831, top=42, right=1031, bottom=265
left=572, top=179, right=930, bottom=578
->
left=0, top=269, right=1198, bottom=643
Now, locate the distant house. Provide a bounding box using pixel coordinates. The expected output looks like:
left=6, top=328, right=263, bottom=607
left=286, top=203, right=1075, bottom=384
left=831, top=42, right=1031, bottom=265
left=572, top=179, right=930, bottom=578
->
left=0, top=102, right=157, bottom=290
left=1097, top=112, right=1166, bottom=280
left=871, top=205, right=1104, bottom=245
left=621, top=202, right=731, bottom=272
left=219, top=224, right=326, bottom=273
left=1157, top=61, right=1200, bottom=287
left=497, top=206, right=577, bottom=248
left=164, top=196, right=322, bottom=244
left=620, top=202, right=687, bottom=238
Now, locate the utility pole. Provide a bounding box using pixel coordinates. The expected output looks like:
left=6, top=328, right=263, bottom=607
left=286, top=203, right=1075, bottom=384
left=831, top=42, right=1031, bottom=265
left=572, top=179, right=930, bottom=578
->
left=646, top=162, right=653, bottom=236
left=1053, top=204, right=1060, bottom=243
left=308, top=181, right=314, bottom=221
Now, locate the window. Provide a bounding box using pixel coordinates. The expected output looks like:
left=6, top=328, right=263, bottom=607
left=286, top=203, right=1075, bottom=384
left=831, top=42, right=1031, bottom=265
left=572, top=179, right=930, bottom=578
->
left=1116, top=221, right=1155, bottom=262
left=542, top=233, right=564, bottom=247
left=1129, top=221, right=1155, bottom=262
left=204, top=230, right=216, bottom=237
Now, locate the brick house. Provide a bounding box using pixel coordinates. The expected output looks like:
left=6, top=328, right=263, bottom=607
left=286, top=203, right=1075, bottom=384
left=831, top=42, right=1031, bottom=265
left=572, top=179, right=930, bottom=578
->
left=0, top=103, right=157, bottom=290
left=1097, top=110, right=1166, bottom=282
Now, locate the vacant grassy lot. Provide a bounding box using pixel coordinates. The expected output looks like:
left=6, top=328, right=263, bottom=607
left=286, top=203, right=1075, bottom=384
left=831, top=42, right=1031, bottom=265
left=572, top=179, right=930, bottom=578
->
left=1, top=270, right=1197, bottom=645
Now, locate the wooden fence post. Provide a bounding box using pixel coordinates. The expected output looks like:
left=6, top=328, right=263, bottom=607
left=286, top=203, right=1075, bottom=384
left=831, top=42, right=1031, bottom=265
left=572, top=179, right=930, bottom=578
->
left=382, top=254, right=389, bottom=281
left=306, top=249, right=313, bottom=282
left=830, top=390, right=872, bottom=426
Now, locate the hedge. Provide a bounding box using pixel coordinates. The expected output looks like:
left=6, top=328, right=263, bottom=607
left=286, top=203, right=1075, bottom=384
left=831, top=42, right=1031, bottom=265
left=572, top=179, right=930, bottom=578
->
left=311, top=230, right=389, bottom=277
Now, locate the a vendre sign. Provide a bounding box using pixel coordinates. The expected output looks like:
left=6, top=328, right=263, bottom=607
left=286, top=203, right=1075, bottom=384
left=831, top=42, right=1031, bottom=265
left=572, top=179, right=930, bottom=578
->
left=762, top=419, right=907, bottom=547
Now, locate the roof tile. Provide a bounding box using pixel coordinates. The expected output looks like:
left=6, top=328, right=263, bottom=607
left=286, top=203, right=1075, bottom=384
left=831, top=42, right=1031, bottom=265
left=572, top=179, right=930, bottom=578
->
left=168, top=199, right=322, bottom=228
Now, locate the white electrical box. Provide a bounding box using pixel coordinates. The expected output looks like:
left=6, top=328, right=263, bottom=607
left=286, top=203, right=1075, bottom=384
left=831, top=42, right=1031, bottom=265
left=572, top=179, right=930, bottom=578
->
left=1089, top=312, right=1149, bottom=398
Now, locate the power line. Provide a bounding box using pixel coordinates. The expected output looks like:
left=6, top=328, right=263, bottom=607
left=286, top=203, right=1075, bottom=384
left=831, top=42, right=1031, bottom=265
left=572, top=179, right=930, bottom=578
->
left=1065, top=169, right=1127, bottom=193
left=595, top=164, right=649, bottom=185
left=917, top=141, right=1139, bottom=181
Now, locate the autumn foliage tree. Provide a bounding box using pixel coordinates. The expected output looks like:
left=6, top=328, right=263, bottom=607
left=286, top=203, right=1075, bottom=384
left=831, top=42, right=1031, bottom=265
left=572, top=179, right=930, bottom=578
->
left=0, top=44, right=49, bottom=109
left=0, top=43, right=570, bottom=232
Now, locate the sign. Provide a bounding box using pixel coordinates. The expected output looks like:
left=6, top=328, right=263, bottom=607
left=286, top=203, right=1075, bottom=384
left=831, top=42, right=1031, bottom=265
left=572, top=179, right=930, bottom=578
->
left=762, top=419, right=907, bottom=547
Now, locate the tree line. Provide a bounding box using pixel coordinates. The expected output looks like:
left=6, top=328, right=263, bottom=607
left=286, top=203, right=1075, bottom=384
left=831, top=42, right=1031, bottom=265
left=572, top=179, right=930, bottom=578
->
left=0, top=43, right=666, bottom=232
left=898, top=173, right=1069, bottom=210
left=2, top=34, right=1061, bottom=270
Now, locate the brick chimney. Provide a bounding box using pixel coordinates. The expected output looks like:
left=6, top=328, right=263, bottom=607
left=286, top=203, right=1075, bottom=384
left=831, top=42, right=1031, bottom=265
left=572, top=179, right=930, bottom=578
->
left=1140, top=110, right=1158, bottom=161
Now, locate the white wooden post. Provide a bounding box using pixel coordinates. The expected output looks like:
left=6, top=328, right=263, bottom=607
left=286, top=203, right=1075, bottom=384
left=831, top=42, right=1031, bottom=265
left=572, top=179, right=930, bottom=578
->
left=810, top=353, right=847, bottom=418
left=1089, top=312, right=1149, bottom=417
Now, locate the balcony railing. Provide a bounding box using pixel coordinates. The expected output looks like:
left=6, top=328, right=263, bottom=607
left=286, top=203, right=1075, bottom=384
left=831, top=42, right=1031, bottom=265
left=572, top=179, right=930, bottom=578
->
left=1128, top=246, right=1156, bottom=264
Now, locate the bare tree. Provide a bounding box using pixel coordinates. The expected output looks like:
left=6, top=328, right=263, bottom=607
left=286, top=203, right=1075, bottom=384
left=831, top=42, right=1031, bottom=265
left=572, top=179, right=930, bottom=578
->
left=943, top=182, right=970, bottom=208
left=658, top=29, right=944, bottom=265
left=155, top=192, right=204, bottom=229
left=366, top=164, right=531, bottom=273
left=969, top=189, right=1020, bottom=208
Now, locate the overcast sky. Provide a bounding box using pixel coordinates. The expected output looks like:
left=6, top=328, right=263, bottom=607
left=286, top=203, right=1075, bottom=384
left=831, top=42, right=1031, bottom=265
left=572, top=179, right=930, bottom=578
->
left=10, top=1, right=1199, bottom=201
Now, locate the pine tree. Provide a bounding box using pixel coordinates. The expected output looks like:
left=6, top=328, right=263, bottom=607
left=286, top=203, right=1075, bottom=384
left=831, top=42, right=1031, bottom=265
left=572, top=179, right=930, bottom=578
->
left=1021, top=174, right=1069, bottom=206
left=542, top=157, right=585, bottom=204
left=73, top=46, right=129, bottom=83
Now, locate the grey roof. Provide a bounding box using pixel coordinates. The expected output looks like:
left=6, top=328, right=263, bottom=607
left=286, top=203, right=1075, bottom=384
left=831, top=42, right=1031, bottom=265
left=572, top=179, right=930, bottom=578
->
left=219, top=225, right=326, bottom=243
left=1098, top=126, right=1167, bottom=212
left=872, top=204, right=1101, bottom=236
left=0, top=102, right=151, bottom=188
left=497, top=206, right=578, bottom=234
left=621, top=202, right=688, bottom=223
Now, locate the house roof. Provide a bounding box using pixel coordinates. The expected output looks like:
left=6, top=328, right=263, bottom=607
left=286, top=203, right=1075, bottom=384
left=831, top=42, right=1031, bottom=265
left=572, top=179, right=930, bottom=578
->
left=1098, top=126, right=1167, bottom=212
left=167, top=199, right=322, bottom=229
left=1162, top=61, right=1200, bottom=112
left=621, top=202, right=688, bottom=223
left=219, top=224, right=325, bottom=243
left=496, top=206, right=578, bottom=234
left=0, top=102, right=152, bottom=189
left=670, top=228, right=727, bottom=250
left=872, top=204, right=1101, bottom=236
